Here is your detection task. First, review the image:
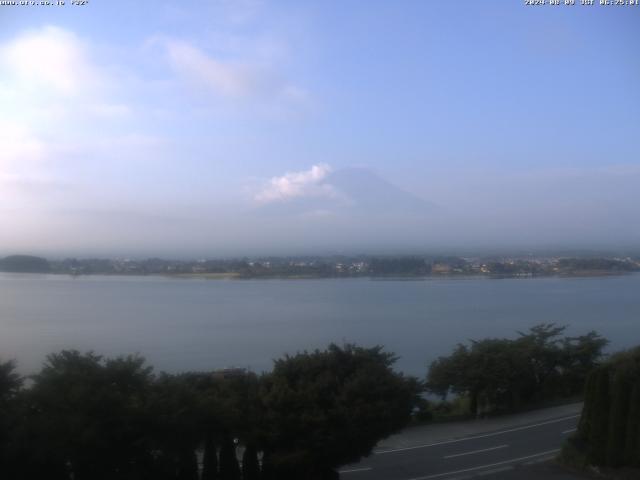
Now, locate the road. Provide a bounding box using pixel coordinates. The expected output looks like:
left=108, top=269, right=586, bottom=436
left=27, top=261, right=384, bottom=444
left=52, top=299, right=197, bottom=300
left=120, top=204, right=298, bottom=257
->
left=339, top=403, right=583, bottom=480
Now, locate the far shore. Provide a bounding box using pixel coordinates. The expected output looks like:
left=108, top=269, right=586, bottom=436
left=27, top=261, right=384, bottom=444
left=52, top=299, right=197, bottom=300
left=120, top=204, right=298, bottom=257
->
left=0, top=270, right=636, bottom=281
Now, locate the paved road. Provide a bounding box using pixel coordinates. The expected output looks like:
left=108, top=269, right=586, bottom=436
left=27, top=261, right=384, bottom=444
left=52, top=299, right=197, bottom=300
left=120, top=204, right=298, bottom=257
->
left=339, top=404, right=583, bottom=480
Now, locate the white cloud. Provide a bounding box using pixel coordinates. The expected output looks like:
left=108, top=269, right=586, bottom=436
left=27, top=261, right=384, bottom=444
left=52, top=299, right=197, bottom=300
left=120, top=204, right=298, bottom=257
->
left=0, top=122, right=45, bottom=168
left=255, top=164, right=336, bottom=203
left=0, top=26, right=100, bottom=95
left=0, top=25, right=132, bottom=127
left=0, top=25, right=146, bottom=218
left=160, top=38, right=307, bottom=103
left=164, top=39, right=256, bottom=97
left=0, top=26, right=135, bottom=165
left=86, top=103, right=132, bottom=118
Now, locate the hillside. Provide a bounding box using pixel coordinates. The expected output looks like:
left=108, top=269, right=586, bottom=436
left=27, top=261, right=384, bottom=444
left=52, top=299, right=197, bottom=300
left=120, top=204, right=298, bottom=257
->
left=0, top=255, right=51, bottom=273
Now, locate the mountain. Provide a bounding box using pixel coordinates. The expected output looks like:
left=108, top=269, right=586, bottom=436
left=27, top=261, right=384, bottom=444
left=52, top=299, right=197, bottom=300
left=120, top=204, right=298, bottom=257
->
left=326, top=168, right=435, bottom=215
left=257, top=167, right=435, bottom=218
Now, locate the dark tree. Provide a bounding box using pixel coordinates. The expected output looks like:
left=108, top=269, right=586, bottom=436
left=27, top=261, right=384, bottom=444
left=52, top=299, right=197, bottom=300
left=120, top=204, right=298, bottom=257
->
left=260, top=344, right=422, bottom=478
left=573, top=346, right=640, bottom=468
left=219, top=436, right=241, bottom=480
left=0, top=255, right=50, bottom=273
left=625, top=384, right=640, bottom=466
left=202, top=435, right=219, bottom=480
left=427, top=324, right=608, bottom=417
left=146, top=373, right=204, bottom=479
left=0, top=360, right=24, bottom=479
left=606, top=370, right=632, bottom=467
left=176, top=449, right=199, bottom=480
left=0, top=360, right=22, bottom=401
left=242, top=444, right=260, bottom=480
left=587, top=367, right=611, bottom=465
left=26, top=351, right=154, bottom=480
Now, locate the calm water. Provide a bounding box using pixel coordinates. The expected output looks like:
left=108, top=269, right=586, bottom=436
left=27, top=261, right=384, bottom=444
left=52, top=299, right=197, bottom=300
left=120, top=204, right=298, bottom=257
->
left=1, top=273, right=639, bottom=377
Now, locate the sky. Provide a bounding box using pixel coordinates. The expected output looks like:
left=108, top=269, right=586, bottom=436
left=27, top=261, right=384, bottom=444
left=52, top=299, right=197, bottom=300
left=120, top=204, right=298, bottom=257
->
left=1, top=1, right=639, bottom=257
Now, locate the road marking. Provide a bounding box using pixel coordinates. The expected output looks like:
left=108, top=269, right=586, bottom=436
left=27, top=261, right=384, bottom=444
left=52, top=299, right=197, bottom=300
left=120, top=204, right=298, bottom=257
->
left=477, top=466, right=514, bottom=476
left=339, top=467, right=373, bottom=474
left=375, top=414, right=579, bottom=454
left=443, top=444, right=508, bottom=459
left=562, top=428, right=577, bottom=434
left=405, top=449, right=560, bottom=480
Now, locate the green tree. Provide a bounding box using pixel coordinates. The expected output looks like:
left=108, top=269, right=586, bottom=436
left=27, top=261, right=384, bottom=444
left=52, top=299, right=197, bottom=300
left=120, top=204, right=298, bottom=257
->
left=26, top=351, right=154, bottom=480
left=0, top=360, right=24, bottom=479
left=572, top=346, right=640, bottom=468
left=606, top=370, right=631, bottom=467
left=202, top=434, right=219, bottom=480
left=588, top=367, right=611, bottom=465
left=242, top=444, right=260, bottom=480
left=146, top=373, right=204, bottom=479
left=624, top=384, right=640, bottom=466
left=219, top=436, right=241, bottom=480
left=427, top=344, right=469, bottom=400
left=561, top=331, right=609, bottom=395
left=427, top=324, right=608, bottom=417
left=0, top=360, right=22, bottom=401
left=260, top=344, right=421, bottom=479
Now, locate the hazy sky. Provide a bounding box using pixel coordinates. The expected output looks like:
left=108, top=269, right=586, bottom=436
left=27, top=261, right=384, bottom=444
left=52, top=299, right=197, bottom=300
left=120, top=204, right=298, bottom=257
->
left=1, top=1, right=639, bottom=257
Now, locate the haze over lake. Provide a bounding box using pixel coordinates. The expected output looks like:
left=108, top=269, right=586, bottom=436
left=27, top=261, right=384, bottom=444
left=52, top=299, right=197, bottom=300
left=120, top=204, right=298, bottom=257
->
left=2, top=273, right=639, bottom=377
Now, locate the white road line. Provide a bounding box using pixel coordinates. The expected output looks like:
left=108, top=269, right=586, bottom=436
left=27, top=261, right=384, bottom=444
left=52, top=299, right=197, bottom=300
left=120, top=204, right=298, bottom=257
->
left=339, top=467, right=373, bottom=474
left=375, top=414, right=579, bottom=454
left=562, top=428, right=577, bottom=434
left=406, top=449, right=560, bottom=480
left=443, top=444, right=508, bottom=459
left=477, top=466, right=513, bottom=476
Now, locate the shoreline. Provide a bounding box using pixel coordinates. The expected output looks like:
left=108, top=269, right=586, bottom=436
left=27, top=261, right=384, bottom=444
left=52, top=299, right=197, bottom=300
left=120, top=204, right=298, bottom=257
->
left=0, top=270, right=636, bottom=281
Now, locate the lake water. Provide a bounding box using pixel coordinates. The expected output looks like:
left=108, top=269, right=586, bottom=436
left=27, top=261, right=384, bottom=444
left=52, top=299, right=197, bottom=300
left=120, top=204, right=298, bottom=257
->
left=1, top=273, right=639, bottom=377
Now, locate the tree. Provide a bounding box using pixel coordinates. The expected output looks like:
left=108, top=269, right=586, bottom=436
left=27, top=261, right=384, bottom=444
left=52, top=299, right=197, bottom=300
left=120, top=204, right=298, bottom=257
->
left=260, top=344, right=421, bottom=479
left=369, top=257, right=428, bottom=276
left=427, top=345, right=469, bottom=400
left=0, top=360, right=22, bottom=401
left=561, top=331, right=609, bottom=395
left=573, top=346, right=640, bottom=468
left=176, top=449, right=198, bottom=480
left=146, top=373, right=204, bottom=479
left=606, top=370, right=631, bottom=467
left=514, top=323, right=569, bottom=400
left=242, top=444, right=260, bottom=480
left=0, top=360, right=24, bottom=479
left=427, top=324, right=608, bottom=417
left=202, top=434, right=219, bottom=480
left=587, top=367, right=611, bottom=465
left=219, top=436, right=241, bottom=480
left=26, top=350, right=154, bottom=480
left=0, top=255, right=50, bottom=273
left=624, top=384, right=640, bottom=466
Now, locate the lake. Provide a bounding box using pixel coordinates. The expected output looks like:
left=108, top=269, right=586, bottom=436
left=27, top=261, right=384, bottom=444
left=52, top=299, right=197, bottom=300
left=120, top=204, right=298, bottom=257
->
left=1, top=273, right=639, bottom=377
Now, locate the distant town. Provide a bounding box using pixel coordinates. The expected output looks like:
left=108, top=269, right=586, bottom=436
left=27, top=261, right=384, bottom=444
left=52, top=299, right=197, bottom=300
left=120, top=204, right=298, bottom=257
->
left=1, top=253, right=639, bottom=279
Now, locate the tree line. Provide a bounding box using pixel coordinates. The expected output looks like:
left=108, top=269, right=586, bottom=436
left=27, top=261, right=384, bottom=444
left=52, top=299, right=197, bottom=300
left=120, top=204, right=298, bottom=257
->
left=0, top=345, right=420, bottom=480
left=0, top=325, right=622, bottom=479
left=426, top=324, right=608, bottom=417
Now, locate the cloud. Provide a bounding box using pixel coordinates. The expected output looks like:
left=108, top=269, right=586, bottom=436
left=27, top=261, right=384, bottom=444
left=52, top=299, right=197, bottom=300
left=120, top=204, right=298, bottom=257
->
left=0, top=25, right=132, bottom=126
left=86, top=103, right=132, bottom=118
left=160, top=38, right=308, bottom=103
left=0, top=25, right=148, bottom=219
left=0, top=26, right=100, bottom=95
left=163, top=39, right=256, bottom=97
left=0, top=26, right=135, bottom=160
left=255, top=164, right=336, bottom=203
left=0, top=122, right=45, bottom=169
